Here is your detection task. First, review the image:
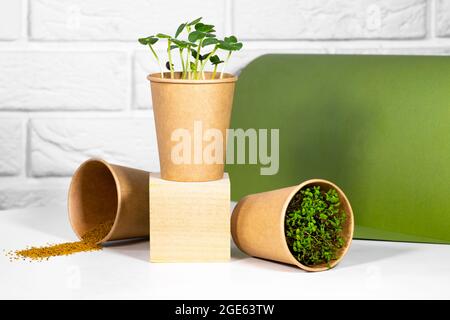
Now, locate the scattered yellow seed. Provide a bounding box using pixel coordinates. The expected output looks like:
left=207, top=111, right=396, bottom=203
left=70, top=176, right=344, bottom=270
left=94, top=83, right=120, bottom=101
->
left=6, top=220, right=114, bottom=262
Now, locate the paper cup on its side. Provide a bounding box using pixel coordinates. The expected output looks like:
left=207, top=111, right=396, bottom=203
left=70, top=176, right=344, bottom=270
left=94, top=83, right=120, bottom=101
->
left=68, top=159, right=150, bottom=243
left=231, top=179, right=354, bottom=271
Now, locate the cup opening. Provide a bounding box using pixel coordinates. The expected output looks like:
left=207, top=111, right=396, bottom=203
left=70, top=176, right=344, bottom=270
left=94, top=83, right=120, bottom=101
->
left=147, top=71, right=237, bottom=83
left=283, top=180, right=354, bottom=271
left=68, top=160, right=118, bottom=242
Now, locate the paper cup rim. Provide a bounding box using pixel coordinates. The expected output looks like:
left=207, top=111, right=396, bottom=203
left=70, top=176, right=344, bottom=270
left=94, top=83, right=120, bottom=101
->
left=147, top=71, right=237, bottom=84
left=280, top=179, right=354, bottom=272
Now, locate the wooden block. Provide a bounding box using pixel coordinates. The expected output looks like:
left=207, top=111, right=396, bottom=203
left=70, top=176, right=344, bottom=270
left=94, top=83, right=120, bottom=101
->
left=149, top=173, right=230, bottom=262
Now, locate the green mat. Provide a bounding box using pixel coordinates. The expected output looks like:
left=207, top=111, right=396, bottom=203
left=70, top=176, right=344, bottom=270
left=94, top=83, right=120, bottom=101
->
left=227, top=54, right=450, bottom=244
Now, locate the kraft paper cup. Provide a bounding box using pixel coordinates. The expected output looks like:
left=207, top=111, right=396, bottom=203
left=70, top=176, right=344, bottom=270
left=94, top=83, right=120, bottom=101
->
left=231, top=179, right=354, bottom=271
left=68, top=158, right=150, bottom=243
left=148, top=71, right=237, bottom=182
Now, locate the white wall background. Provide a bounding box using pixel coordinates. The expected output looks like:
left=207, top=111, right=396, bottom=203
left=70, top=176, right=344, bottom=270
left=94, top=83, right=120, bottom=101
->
left=0, top=0, right=449, bottom=210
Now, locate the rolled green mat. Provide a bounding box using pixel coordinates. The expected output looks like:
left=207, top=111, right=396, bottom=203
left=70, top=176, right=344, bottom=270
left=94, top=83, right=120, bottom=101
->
left=227, top=54, right=450, bottom=244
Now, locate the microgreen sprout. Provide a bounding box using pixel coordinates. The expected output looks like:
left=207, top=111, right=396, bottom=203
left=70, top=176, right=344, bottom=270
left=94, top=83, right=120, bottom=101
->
left=139, top=18, right=243, bottom=80
left=217, top=36, right=243, bottom=79
left=138, top=36, right=163, bottom=77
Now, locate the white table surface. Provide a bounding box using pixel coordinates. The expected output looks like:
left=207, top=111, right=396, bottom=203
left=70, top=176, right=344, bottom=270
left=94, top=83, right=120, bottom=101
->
left=0, top=206, right=449, bottom=300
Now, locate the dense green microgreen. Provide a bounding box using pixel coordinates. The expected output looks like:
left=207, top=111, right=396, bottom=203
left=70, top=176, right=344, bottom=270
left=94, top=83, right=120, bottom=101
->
left=138, top=17, right=243, bottom=79
left=285, top=186, right=347, bottom=268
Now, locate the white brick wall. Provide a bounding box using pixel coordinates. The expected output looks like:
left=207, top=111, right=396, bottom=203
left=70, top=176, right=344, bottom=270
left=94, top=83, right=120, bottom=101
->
left=234, top=0, right=427, bottom=39
left=0, top=52, right=128, bottom=110
left=437, top=0, right=450, bottom=36
left=30, top=117, right=159, bottom=176
left=0, top=0, right=22, bottom=40
left=0, top=179, right=68, bottom=210
left=0, top=0, right=449, bottom=210
left=30, top=0, right=227, bottom=40
left=0, top=119, right=23, bottom=175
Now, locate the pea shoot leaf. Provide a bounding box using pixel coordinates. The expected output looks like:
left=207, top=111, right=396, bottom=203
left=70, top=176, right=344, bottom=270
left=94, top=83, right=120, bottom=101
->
left=195, top=23, right=215, bottom=33
left=188, top=17, right=202, bottom=26
left=138, top=36, right=158, bottom=45
left=202, top=37, right=218, bottom=47
left=188, top=30, right=206, bottom=42
left=209, top=55, right=224, bottom=65
left=156, top=33, right=171, bottom=39
left=175, top=23, right=186, bottom=38
left=191, top=49, right=211, bottom=61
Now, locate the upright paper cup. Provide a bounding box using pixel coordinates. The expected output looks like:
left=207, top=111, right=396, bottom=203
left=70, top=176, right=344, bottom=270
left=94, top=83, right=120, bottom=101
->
left=231, top=179, right=354, bottom=271
left=68, top=159, right=149, bottom=243
left=148, top=72, right=237, bottom=182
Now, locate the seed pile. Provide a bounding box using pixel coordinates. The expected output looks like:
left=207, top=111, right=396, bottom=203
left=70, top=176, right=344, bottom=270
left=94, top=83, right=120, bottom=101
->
left=6, top=220, right=114, bottom=262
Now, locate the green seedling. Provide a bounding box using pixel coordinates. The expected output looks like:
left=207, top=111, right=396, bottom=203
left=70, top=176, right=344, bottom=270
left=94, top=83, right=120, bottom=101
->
left=184, top=17, right=202, bottom=79
left=217, top=36, right=243, bottom=79
left=285, top=186, right=347, bottom=267
left=171, top=38, right=196, bottom=79
left=138, top=36, right=163, bottom=77
left=209, top=55, right=224, bottom=79
left=156, top=33, right=175, bottom=79
left=188, top=23, right=214, bottom=79
left=139, top=18, right=243, bottom=80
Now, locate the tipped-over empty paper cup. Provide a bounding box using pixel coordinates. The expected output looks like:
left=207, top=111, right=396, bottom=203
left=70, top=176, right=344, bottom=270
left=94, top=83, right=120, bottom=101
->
left=68, top=158, right=150, bottom=243
left=231, top=179, right=354, bottom=272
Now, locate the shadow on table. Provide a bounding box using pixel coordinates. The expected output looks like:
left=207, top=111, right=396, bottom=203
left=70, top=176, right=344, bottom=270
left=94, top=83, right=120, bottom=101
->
left=230, top=239, right=417, bottom=272
left=107, top=240, right=251, bottom=263
left=104, top=239, right=149, bottom=262
left=338, top=240, right=416, bottom=269
left=8, top=208, right=415, bottom=272
left=231, top=242, right=303, bottom=273
left=105, top=239, right=416, bottom=272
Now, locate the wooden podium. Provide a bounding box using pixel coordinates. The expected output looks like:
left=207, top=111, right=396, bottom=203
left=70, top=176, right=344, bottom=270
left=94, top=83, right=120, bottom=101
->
left=149, top=173, right=230, bottom=262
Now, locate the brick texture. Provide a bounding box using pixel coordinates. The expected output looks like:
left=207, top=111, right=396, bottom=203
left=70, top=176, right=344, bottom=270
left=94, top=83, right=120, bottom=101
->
left=30, top=117, right=159, bottom=177
left=30, top=0, right=226, bottom=40
left=0, top=179, right=68, bottom=210
left=0, top=119, right=22, bottom=176
left=0, top=0, right=22, bottom=40
left=436, top=0, right=450, bottom=37
left=234, top=0, right=427, bottom=39
left=0, top=52, right=128, bottom=111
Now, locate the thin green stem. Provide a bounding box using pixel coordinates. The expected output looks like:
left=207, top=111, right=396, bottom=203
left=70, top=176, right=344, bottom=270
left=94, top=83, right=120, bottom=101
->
left=179, top=48, right=185, bottom=79
left=194, top=39, right=203, bottom=80
left=186, top=25, right=192, bottom=79
left=220, top=51, right=232, bottom=79
left=200, top=45, right=218, bottom=78
left=167, top=39, right=174, bottom=79
left=186, top=46, right=191, bottom=79
left=212, top=64, right=218, bottom=79
left=148, top=44, right=164, bottom=78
